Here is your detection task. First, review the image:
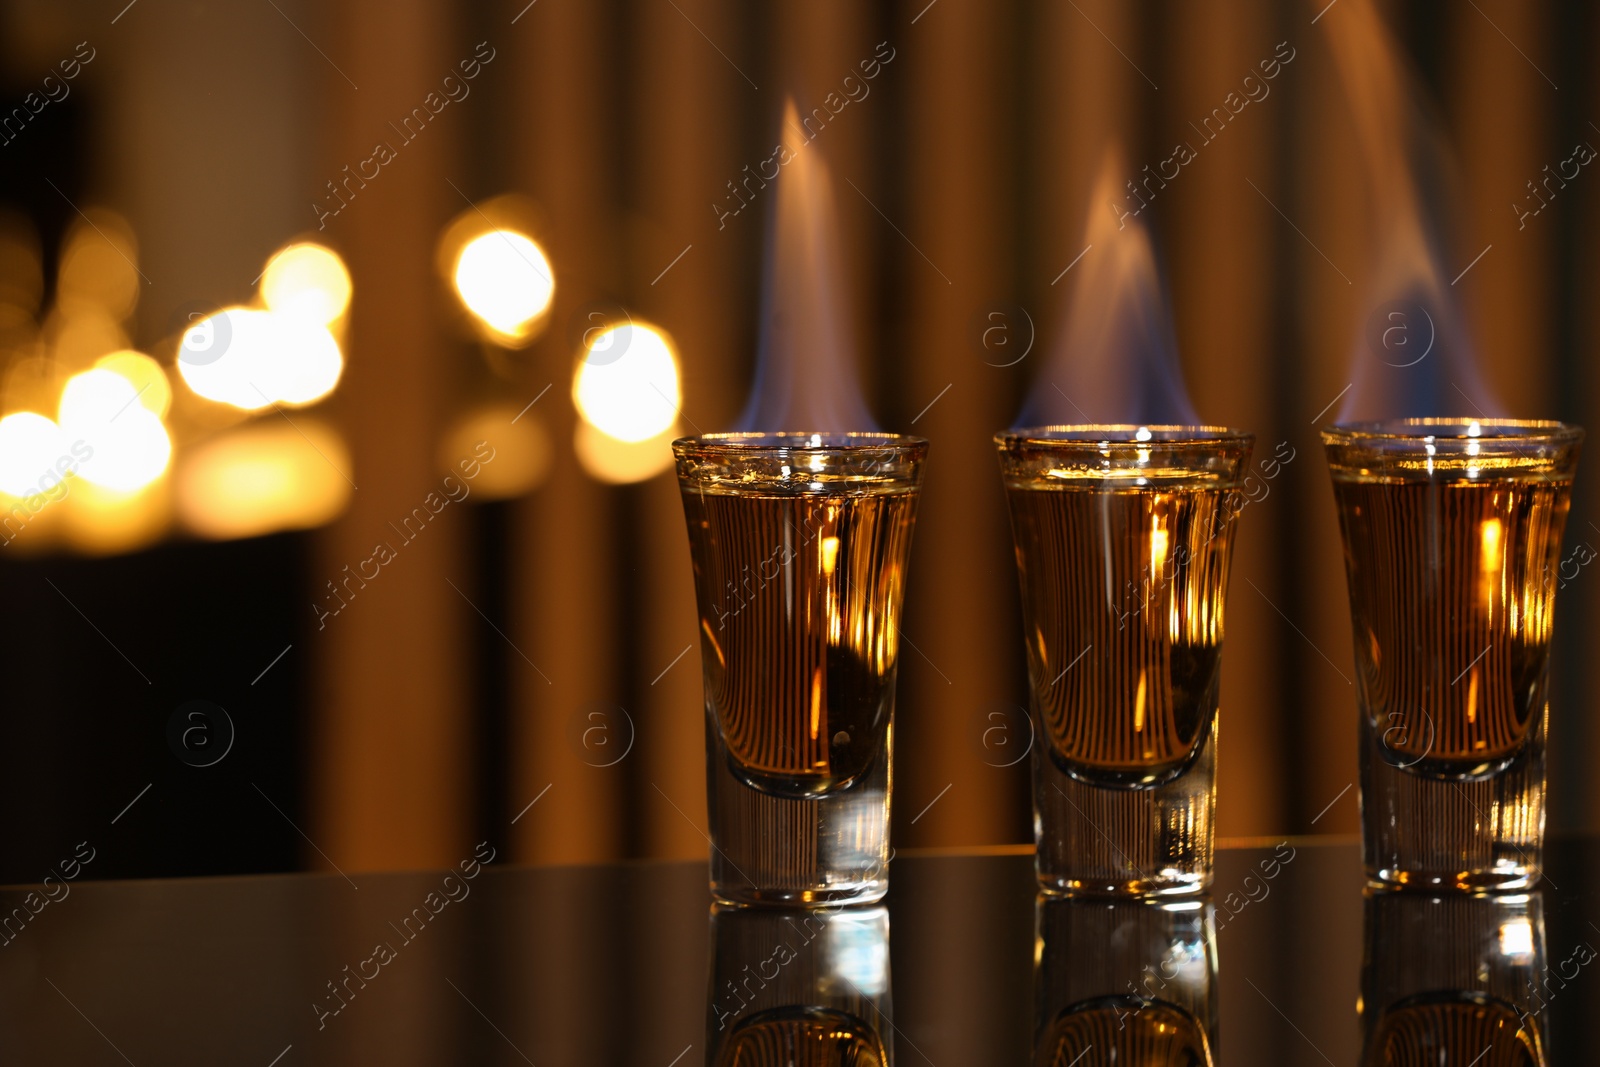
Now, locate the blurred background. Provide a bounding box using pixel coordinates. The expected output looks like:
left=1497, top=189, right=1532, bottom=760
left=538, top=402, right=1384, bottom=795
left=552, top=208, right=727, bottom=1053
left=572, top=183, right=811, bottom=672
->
left=0, top=0, right=1595, bottom=882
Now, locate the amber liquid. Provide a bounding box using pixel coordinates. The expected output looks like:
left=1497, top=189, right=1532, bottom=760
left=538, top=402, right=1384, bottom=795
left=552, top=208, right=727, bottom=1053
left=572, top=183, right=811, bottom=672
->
left=1333, top=478, right=1568, bottom=777
left=1005, top=479, right=1238, bottom=787
left=682, top=486, right=917, bottom=798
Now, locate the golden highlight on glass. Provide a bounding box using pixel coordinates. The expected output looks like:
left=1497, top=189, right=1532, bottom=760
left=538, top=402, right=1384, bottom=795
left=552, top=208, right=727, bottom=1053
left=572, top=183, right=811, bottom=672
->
left=997, top=426, right=1253, bottom=896
left=1325, top=419, right=1582, bottom=891
left=675, top=432, right=926, bottom=905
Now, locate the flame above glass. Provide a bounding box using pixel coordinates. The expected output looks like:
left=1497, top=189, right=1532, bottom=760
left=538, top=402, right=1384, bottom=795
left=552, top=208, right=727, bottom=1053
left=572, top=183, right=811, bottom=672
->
left=1323, top=0, right=1499, bottom=423
left=1017, top=151, right=1198, bottom=429
left=735, top=99, right=875, bottom=435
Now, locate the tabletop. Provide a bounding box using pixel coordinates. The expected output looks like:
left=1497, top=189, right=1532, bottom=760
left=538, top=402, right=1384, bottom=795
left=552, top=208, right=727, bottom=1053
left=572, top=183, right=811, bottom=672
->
left=3, top=835, right=1597, bottom=1065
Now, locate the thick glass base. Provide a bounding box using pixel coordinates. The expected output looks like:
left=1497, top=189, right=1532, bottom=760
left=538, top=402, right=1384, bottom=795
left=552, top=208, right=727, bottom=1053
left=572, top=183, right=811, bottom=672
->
left=1360, top=709, right=1545, bottom=893
left=710, top=880, right=888, bottom=908
left=1043, top=870, right=1203, bottom=895
left=1033, top=724, right=1215, bottom=898
left=1366, top=865, right=1539, bottom=893
left=706, top=713, right=891, bottom=907
left=1038, top=872, right=1209, bottom=898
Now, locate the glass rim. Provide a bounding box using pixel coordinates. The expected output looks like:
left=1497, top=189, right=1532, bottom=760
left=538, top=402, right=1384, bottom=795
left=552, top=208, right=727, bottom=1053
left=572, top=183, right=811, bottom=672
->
left=673, top=431, right=928, bottom=455
left=996, top=424, right=1253, bottom=449
left=1323, top=417, right=1583, bottom=444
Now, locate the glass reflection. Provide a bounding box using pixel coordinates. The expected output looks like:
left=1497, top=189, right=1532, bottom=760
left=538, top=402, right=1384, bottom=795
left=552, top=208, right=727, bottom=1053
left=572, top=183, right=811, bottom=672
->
left=1362, top=890, right=1548, bottom=1065
left=708, top=904, right=892, bottom=1066
left=1034, top=895, right=1218, bottom=1065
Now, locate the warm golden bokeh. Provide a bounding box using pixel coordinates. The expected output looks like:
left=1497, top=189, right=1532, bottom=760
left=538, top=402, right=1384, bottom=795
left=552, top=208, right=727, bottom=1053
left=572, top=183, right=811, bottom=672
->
left=439, top=403, right=552, bottom=498
left=574, top=420, right=677, bottom=484
left=261, top=242, right=352, bottom=327
left=572, top=322, right=680, bottom=444
left=93, top=350, right=171, bottom=417
left=175, top=307, right=343, bottom=411
left=452, top=230, right=556, bottom=344
left=177, top=418, right=353, bottom=540
left=58, top=367, right=171, bottom=492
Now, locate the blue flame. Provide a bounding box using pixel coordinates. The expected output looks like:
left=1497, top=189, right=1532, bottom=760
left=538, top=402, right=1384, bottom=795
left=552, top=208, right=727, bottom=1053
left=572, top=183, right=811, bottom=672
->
left=1324, top=0, right=1502, bottom=424
left=1017, top=153, right=1199, bottom=429
left=734, top=100, right=877, bottom=434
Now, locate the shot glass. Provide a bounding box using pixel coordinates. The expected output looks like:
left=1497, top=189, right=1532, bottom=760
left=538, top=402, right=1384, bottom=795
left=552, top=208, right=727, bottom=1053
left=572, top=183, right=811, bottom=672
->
left=1035, top=895, right=1219, bottom=1064
left=708, top=904, right=892, bottom=1064
left=674, top=432, right=927, bottom=906
left=996, top=426, right=1254, bottom=896
left=1362, top=890, right=1547, bottom=1064
left=1324, top=419, right=1582, bottom=891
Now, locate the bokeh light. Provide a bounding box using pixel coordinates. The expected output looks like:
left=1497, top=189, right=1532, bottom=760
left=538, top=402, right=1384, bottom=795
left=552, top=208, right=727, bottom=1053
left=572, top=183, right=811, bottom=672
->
left=59, top=477, right=170, bottom=557
left=439, top=403, right=552, bottom=499
left=0, top=411, right=68, bottom=498
left=255, top=316, right=343, bottom=406
left=452, top=230, right=555, bottom=343
left=0, top=211, right=44, bottom=344
left=94, top=350, right=171, bottom=417
left=2, top=357, right=63, bottom=417
left=55, top=211, right=140, bottom=322
left=47, top=307, right=128, bottom=367
left=261, top=242, right=352, bottom=326
left=58, top=368, right=171, bottom=492
left=572, top=322, right=680, bottom=443
left=574, top=420, right=676, bottom=484
left=178, top=418, right=352, bottom=540
left=175, top=307, right=265, bottom=409
left=175, top=307, right=342, bottom=410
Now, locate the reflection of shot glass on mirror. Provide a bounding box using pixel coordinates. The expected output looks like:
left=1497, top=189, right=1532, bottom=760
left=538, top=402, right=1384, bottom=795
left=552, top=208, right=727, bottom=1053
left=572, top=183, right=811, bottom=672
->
left=1324, top=420, right=1581, bottom=890
left=1361, top=889, right=1547, bottom=1064
left=708, top=904, right=892, bottom=1065
left=675, top=432, right=926, bottom=905
left=1035, top=895, right=1218, bottom=1064
left=997, top=426, right=1253, bottom=896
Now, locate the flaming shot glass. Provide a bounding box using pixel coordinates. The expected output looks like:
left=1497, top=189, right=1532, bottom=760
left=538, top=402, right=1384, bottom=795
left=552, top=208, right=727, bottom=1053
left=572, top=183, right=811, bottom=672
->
left=674, top=432, right=927, bottom=906
left=996, top=427, right=1253, bottom=897
left=1324, top=419, right=1582, bottom=891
